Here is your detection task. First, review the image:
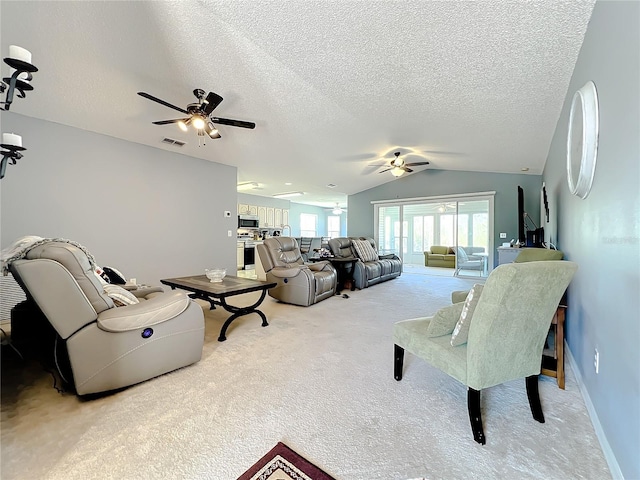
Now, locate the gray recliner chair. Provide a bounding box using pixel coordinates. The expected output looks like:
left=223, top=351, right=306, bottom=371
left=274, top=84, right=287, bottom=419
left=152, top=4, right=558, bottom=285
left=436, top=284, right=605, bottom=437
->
left=256, top=237, right=337, bottom=306
left=9, top=241, right=205, bottom=395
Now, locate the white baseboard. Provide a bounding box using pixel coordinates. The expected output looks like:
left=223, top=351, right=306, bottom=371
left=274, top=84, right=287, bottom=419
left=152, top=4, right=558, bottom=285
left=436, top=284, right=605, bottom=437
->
left=566, top=341, right=624, bottom=479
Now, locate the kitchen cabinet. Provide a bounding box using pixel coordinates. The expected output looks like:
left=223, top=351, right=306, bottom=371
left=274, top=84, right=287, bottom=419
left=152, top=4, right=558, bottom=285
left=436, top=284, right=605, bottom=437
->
left=258, top=206, right=267, bottom=227
left=266, top=207, right=274, bottom=227
left=237, top=204, right=290, bottom=229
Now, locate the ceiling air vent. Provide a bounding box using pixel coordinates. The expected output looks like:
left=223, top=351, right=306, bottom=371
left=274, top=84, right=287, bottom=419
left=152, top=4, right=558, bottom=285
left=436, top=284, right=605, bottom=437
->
left=161, top=137, right=186, bottom=147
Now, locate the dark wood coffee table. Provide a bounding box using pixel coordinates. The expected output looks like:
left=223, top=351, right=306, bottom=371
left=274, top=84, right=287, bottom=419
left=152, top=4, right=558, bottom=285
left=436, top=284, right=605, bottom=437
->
left=161, top=275, right=277, bottom=341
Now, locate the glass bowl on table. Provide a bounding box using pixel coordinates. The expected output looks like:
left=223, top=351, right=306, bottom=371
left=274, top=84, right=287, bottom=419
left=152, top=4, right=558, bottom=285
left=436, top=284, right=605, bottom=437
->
left=205, top=268, right=226, bottom=283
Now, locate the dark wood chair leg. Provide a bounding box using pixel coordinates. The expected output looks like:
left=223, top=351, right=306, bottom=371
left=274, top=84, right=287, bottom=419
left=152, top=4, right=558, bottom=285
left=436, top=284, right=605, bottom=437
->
left=467, top=387, right=486, bottom=445
left=394, top=344, right=404, bottom=381
left=526, top=375, right=545, bottom=423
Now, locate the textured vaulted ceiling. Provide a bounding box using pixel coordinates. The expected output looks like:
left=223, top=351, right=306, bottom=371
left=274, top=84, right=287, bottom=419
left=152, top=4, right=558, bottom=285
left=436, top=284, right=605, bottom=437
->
left=1, top=1, right=595, bottom=208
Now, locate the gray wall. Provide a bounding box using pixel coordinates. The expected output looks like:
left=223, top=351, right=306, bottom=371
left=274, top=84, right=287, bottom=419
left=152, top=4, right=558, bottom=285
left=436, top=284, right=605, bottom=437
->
left=348, top=169, right=543, bottom=266
left=542, top=1, right=639, bottom=478
left=1, top=113, right=238, bottom=286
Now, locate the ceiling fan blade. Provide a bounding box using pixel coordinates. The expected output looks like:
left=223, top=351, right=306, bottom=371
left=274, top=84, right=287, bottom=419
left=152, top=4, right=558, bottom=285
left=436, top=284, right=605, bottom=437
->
left=152, top=118, right=190, bottom=125
left=202, top=92, right=224, bottom=115
left=406, top=161, right=430, bottom=167
left=211, top=117, right=256, bottom=129
left=379, top=167, right=393, bottom=173
left=137, top=92, right=189, bottom=115
left=404, top=167, right=414, bottom=173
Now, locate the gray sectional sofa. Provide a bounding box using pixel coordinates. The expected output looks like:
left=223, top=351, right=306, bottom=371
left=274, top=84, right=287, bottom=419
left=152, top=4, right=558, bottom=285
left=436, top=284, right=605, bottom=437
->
left=328, top=237, right=402, bottom=289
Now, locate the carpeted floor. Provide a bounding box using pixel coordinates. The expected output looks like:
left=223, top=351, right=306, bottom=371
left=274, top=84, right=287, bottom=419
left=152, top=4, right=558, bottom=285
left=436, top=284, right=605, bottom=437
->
left=1, top=271, right=611, bottom=479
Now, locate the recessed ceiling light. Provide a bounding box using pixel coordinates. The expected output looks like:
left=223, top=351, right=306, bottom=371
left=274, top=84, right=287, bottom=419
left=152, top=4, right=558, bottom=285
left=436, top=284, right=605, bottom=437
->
left=326, top=183, right=337, bottom=188
left=521, top=167, right=530, bottom=172
left=284, top=182, right=292, bottom=186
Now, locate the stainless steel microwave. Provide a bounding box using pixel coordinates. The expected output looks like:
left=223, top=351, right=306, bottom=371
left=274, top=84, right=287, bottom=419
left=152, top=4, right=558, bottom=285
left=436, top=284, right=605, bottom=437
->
left=238, top=215, right=259, bottom=228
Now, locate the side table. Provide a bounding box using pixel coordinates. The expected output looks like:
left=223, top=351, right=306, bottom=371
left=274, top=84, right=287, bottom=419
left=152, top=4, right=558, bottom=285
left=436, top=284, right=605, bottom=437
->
left=541, top=304, right=567, bottom=389
left=308, top=256, right=358, bottom=293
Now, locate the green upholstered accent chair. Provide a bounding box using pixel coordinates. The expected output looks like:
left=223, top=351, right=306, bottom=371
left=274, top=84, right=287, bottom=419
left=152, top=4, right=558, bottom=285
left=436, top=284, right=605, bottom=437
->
left=393, top=261, right=578, bottom=444
left=451, top=248, right=564, bottom=304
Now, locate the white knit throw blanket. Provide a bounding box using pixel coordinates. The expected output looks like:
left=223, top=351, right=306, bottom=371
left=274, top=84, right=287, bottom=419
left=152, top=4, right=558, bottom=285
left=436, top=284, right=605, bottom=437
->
left=1, top=236, right=97, bottom=276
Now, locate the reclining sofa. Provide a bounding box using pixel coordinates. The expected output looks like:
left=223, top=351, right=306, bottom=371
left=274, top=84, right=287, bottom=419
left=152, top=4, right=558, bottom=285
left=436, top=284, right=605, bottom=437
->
left=328, top=237, right=402, bottom=289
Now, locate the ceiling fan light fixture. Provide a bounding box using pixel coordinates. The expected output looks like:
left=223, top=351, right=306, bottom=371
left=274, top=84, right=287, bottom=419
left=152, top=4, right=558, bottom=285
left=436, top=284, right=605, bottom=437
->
left=332, top=203, right=344, bottom=215
left=391, top=151, right=405, bottom=168
left=192, top=115, right=206, bottom=130
left=391, top=166, right=405, bottom=177
left=205, top=120, right=219, bottom=138
left=192, top=116, right=205, bottom=130
left=177, top=120, right=189, bottom=132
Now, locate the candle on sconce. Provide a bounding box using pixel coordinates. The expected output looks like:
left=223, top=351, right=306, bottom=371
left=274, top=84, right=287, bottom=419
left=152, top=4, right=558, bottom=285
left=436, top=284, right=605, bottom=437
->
left=9, top=45, right=32, bottom=64
left=2, top=133, right=23, bottom=148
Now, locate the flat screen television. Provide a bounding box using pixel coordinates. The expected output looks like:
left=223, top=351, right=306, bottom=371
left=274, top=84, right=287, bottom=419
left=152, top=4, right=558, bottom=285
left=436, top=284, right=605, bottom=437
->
left=517, top=186, right=526, bottom=244
left=519, top=185, right=545, bottom=247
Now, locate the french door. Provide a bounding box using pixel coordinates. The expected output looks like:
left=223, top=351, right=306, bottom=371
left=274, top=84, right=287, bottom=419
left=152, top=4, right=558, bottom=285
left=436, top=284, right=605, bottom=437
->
left=374, top=193, right=495, bottom=278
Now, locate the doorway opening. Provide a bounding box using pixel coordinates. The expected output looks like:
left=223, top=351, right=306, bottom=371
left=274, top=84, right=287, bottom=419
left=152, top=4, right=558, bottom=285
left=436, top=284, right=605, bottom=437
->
left=374, top=192, right=495, bottom=279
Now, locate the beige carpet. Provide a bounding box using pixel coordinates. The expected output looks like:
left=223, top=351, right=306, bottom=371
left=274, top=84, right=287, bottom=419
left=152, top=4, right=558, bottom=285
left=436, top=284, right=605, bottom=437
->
left=1, top=272, right=610, bottom=479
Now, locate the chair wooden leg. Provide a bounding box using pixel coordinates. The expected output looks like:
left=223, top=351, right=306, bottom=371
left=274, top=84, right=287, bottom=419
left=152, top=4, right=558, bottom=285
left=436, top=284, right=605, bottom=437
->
left=467, top=387, right=486, bottom=445
left=526, top=375, right=545, bottom=423
left=394, top=344, right=404, bottom=381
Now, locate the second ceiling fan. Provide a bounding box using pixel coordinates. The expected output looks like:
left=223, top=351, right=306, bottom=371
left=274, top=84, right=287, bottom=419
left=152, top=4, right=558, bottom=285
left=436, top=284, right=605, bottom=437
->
left=380, top=152, right=430, bottom=177
left=137, top=88, right=255, bottom=140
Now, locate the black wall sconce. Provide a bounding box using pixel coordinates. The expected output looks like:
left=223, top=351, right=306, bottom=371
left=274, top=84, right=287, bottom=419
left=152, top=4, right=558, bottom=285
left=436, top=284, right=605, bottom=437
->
left=1, top=133, right=26, bottom=179
left=1, top=45, right=38, bottom=111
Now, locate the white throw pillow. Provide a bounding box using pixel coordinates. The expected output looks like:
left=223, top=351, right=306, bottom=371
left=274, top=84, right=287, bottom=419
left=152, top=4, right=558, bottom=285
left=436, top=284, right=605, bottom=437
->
left=450, top=283, right=484, bottom=346
left=103, top=284, right=139, bottom=306
left=351, top=239, right=379, bottom=262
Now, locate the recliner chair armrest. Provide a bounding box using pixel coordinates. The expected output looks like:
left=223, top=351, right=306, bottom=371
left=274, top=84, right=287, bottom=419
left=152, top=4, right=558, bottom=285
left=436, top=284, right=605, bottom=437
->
left=379, top=254, right=399, bottom=260
left=306, top=261, right=333, bottom=272
left=269, top=266, right=310, bottom=279
left=97, top=291, right=191, bottom=332
left=129, top=285, right=165, bottom=298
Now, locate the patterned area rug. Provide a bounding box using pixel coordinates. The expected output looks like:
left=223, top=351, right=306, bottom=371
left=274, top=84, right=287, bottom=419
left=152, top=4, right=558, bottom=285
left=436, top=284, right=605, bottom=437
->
left=238, top=442, right=336, bottom=480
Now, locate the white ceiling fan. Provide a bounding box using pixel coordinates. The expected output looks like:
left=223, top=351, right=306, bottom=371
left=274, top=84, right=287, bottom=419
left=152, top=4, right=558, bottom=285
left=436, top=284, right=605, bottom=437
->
left=379, top=152, right=430, bottom=177
left=327, top=203, right=346, bottom=215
